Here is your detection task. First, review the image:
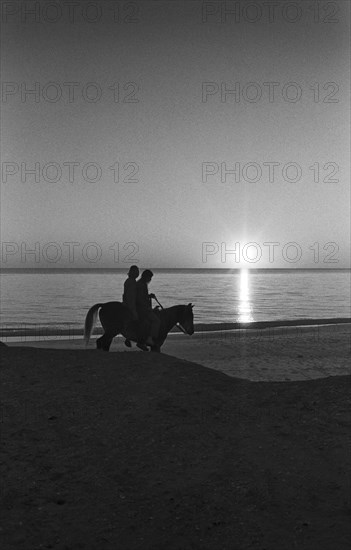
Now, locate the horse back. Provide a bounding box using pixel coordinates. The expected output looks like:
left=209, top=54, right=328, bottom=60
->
left=100, top=301, right=130, bottom=322
left=104, top=301, right=125, bottom=309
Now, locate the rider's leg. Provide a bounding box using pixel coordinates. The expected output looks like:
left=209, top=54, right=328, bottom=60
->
left=123, top=316, right=137, bottom=348
left=136, top=317, right=149, bottom=350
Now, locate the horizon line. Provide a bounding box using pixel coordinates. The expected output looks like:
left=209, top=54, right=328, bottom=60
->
left=1, top=267, right=350, bottom=273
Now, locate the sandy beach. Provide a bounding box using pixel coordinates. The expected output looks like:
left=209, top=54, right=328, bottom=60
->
left=2, top=0, right=350, bottom=544
left=1, top=324, right=351, bottom=549
left=5, top=322, right=351, bottom=381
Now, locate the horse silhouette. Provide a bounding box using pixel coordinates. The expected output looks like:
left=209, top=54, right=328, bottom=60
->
left=84, top=301, right=194, bottom=352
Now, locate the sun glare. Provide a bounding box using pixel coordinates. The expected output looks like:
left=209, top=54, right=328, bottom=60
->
left=238, top=269, right=254, bottom=323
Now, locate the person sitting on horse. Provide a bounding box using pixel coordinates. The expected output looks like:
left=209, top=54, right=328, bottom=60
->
left=122, top=265, right=139, bottom=347
left=123, top=265, right=139, bottom=319
left=136, top=269, right=160, bottom=350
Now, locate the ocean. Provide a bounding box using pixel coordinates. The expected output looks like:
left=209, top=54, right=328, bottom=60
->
left=0, top=269, right=350, bottom=338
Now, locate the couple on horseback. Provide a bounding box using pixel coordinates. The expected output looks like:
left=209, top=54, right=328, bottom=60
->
left=84, top=273, right=194, bottom=352
left=123, top=265, right=161, bottom=351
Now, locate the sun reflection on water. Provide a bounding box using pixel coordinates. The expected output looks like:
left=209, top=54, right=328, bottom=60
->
left=238, top=269, right=254, bottom=323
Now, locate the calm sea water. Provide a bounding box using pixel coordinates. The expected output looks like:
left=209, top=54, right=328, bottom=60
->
left=0, top=270, right=350, bottom=335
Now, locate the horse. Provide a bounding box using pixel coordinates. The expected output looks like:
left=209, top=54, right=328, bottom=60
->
left=84, top=302, right=194, bottom=352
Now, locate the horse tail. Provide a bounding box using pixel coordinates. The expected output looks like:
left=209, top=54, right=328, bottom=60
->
left=84, top=303, right=104, bottom=346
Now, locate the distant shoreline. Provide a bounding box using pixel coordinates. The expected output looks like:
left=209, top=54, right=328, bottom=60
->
left=1, top=317, right=350, bottom=340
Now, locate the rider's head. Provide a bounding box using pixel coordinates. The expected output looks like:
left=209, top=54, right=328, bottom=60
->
left=128, top=265, right=139, bottom=278
left=141, top=269, right=153, bottom=283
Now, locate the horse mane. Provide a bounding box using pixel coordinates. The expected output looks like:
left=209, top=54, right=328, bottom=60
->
left=165, top=304, right=187, bottom=316
left=154, top=304, right=188, bottom=324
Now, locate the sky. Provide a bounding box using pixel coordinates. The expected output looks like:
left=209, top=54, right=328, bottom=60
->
left=1, top=0, right=350, bottom=268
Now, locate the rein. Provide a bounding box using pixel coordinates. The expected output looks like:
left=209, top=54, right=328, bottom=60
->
left=153, top=296, right=188, bottom=334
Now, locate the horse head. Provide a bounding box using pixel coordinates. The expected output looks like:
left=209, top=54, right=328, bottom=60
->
left=179, top=303, right=194, bottom=335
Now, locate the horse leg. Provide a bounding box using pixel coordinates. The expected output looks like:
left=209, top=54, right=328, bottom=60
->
left=96, top=333, right=114, bottom=351
left=99, top=309, right=119, bottom=352
left=150, top=344, right=161, bottom=353
left=102, top=334, right=114, bottom=351
left=150, top=335, right=165, bottom=353
left=96, top=336, right=103, bottom=350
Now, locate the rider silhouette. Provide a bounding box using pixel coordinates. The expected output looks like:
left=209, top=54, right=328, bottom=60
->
left=122, top=265, right=139, bottom=348
left=123, top=265, right=139, bottom=319
left=136, top=269, right=160, bottom=351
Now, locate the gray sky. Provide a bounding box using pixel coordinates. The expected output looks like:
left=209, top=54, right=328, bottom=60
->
left=1, top=0, right=350, bottom=268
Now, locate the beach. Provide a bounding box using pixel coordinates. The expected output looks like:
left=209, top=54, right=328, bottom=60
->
left=2, top=0, right=350, bottom=545
left=5, top=322, right=351, bottom=381
left=1, top=324, right=351, bottom=549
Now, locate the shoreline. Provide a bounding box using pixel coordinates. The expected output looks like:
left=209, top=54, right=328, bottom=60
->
left=3, top=323, right=350, bottom=382
left=2, top=321, right=351, bottom=344
left=1, top=316, right=350, bottom=340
